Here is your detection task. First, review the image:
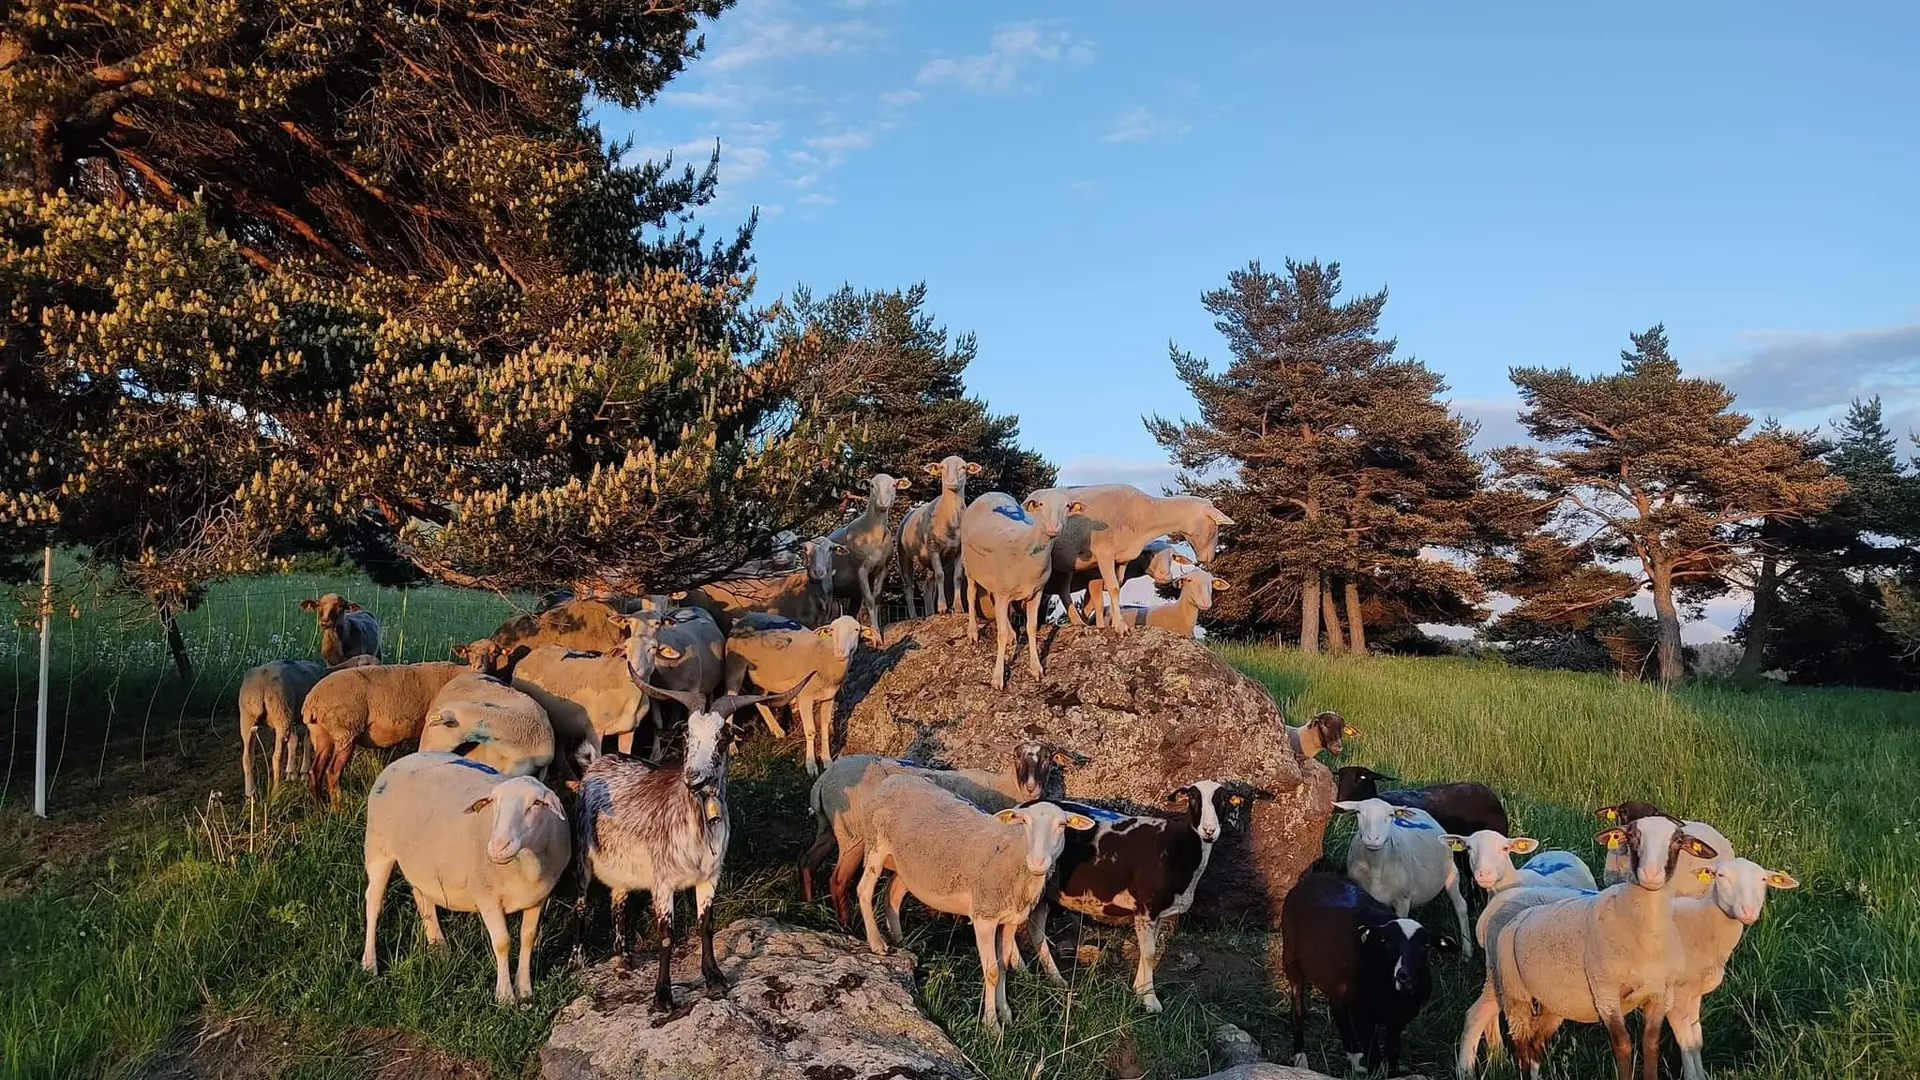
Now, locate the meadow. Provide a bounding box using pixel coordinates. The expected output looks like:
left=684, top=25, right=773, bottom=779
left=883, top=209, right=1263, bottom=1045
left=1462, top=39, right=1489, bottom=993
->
left=1, top=572, right=1916, bottom=1079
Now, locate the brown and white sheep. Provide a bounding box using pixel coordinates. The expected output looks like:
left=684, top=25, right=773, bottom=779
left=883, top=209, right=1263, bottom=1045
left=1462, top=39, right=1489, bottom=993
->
left=301, top=593, right=382, bottom=665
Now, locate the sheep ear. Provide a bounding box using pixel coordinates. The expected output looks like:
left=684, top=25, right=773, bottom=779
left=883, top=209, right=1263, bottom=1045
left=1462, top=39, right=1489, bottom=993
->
left=1172, top=553, right=1193, bottom=565
left=1207, top=508, right=1235, bottom=525
left=832, top=543, right=850, bottom=555
left=1510, top=837, right=1540, bottom=855
left=1069, top=501, right=1086, bottom=513
left=1694, top=866, right=1717, bottom=884
left=994, top=808, right=1026, bottom=824
left=536, top=789, right=567, bottom=821
left=1210, top=579, right=1232, bottom=591
left=895, top=477, right=912, bottom=489
left=1164, top=789, right=1190, bottom=807
left=1051, top=750, right=1076, bottom=768
left=451, top=643, right=470, bottom=661
left=654, top=644, right=683, bottom=660
left=1443, top=834, right=1467, bottom=852
left=565, top=779, right=582, bottom=793
left=670, top=590, right=688, bottom=601
left=1596, top=827, right=1627, bottom=850
left=1765, top=871, right=1799, bottom=890
left=1596, top=805, right=1622, bottom=822
left=965, top=462, right=981, bottom=475
left=299, top=599, right=318, bottom=611
left=1432, top=933, right=1459, bottom=952
left=346, top=602, right=362, bottom=612
left=924, top=462, right=943, bottom=476
left=1065, top=814, right=1096, bottom=831
left=1680, top=835, right=1719, bottom=860
left=1332, top=800, right=1363, bottom=814
left=463, top=796, right=495, bottom=815
left=861, top=627, right=880, bottom=646
left=606, top=613, right=626, bottom=627
left=815, top=627, right=834, bottom=638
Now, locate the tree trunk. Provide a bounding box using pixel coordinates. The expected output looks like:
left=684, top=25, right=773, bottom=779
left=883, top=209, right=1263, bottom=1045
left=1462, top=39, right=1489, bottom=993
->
left=159, top=602, right=193, bottom=680
left=1321, top=579, right=1346, bottom=653
left=1299, top=570, right=1321, bottom=655
left=1648, top=569, right=1685, bottom=685
left=1734, top=555, right=1779, bottom=686
left=1344, top=576, right=1366, bottom=654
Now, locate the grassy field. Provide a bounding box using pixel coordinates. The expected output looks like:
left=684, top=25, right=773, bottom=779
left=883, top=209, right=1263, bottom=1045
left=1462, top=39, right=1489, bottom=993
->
left=1, top=572, right=1916, bottom=1079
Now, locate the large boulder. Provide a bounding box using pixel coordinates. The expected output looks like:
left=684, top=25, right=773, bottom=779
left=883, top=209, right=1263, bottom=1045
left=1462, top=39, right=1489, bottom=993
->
left=838, top=615, right=1333, bottom=925
left=540, top=919, right=969, bottom=1079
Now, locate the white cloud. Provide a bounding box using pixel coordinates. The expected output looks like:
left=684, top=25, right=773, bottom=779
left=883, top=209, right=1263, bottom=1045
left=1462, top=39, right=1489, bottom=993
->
left=1707, top=322, right=1920, bottom=419
left=1449, top=396, right=1529, bottom=452
left=658, top=89, right=734, bottom=109
left=916, top=21, right=1095, bottom=94
left=1056, top=456, right=1182, bottom=494
left=796, top=192, right=838, bottom=208
left=1103, top=106, right=1191, bottom=143
left=879, top=88, right=923, bottom=107
left=806, top=130, right=872, bottom=151
left=707, top=8, right=881, bottom=72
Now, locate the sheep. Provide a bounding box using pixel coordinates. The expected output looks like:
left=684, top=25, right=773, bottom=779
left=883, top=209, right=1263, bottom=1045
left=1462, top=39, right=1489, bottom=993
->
left=897, top=455, right=979, bottom=618
left=1288, top=711, right=1356, bottom=760
left=1335, top=797, right=1474, bottom=958
left=724, top=612, right=877, bottom=777
left=679, top=554, right=836, bottom=633
left=1043, top=484, right=1234, bottom=632
left=301, top=593, right=381, bottom=666
left=305, top=661, right=465, bottom=807
left=569, top=677, right=811, bottom=1012
left=1282, top=871, right=1456, bottom=1078
left=485, top=598, right=632, bottom=657
left=959, top=488, right=1087, bottom=689
left=1597, top=801, right=1735, bottom=900
left=829, top=473, right=911, bottom=630
left=1458, top=884, right=1597, bottom=1074
left=507, top=645, right=647, bottom=759
left=1334, top=766, right=1510, bottom=838
left=361, top=751, right=570, bottom=1003
left=238, top=654, right=378, bottom=801
left=1667, top=858, right=1798, bottom=1080
left=1024, top=780, right=1274, bottom=1012
left=855, top=774, right=1096, bottom=1036
left=1068, top=540, right=1189, bottom=626
left=612, top=608, right=725, bottom=749
left=1116, top=567, right=1230, bottom=636
left=1488, top=813, right=1722, bottom=1080
left=801, top=741, right=1078, bottom=925
left=421, top=673, right=556, bottom=780
left=1446, top=830, right=1600, bottom=949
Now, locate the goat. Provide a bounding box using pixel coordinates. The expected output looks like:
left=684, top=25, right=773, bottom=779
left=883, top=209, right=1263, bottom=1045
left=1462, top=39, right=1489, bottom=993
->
left=301, top=593, right=381, bottom=666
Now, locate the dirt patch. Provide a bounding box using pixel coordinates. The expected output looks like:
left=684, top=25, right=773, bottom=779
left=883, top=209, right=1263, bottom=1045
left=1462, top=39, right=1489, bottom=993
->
left=146, top=1012, right=494, bottom=1080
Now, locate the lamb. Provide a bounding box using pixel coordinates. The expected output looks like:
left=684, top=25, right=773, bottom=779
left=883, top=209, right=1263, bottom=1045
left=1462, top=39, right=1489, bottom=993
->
left=360, top=751, right=570, bottom=1003
left=570, top=677, right=810, bottom=1011
left=959, top=489, right=1087, bottom=689
left=1288, top=711, right=1356, bottom=760
left=828, top=472, right=911, bottom=630
left=421, top=672, right=556, bottom=779
left=1597, top=801, right=1735, bottom=900
left=1042, top=484, right=1234, bottom=632
left=301, top=593, right=381, bottom=666
left=1667, top=858, right=1798, bottom=1080
left=304, top=661, right=465, bottom=806
left=1282, top=871, right=1456, bottom=1078
left=1068, top=540, right=1189, bottom=626
left=724, top=612, right=876, bottom=777
left=1488, top=813, right=1721, bottom=1080
left=801, top=741, right=1078, bottom=925
left=855, top=774, right=1095, bottom=1036
left=1024, top=780, right=1274, bottom=1012
left=508, top=645, right=647, bottom=757
left=897, top=455, right=979, bottom=618
left=1335, top=797, right=1474, bottom=958
left=1334, top=766, right=1510, bottom=838
left=1116, top=567, right=1230, bottom=636
left=238, top=654, right=378, bottom=801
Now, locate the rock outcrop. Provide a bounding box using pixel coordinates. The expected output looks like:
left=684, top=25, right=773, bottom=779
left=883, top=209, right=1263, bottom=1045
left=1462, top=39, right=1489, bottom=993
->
left=838, top=615, right=1333, bottom=925
left=540, top=918, right=969, bottom=1080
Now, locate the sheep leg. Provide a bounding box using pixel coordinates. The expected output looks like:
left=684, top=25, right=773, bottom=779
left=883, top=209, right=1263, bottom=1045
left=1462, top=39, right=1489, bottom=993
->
left=858, top=566, right=882, bottom=632
left=479, top=902, right=514, bottom=1004
left=999, top=920, right=1025, bottom=973
left=756, top=700, right=787, bottom=740
left=930, top=551, right=947, bottom=614
left=813, top=696, right=833, bottom=771
left=1640, top=997, right=1671, bottom=1080
left=1287, top=969, right=1310, bottom=1068
left=796, top=700, right=815, bottom=775
left=1599, top=1002, right=1634, bottom=1080
left=1023, top=593, right=1044, bottom=679
left=1675, top=999, right=1706, bottom=1080
left=966, top=576, right=980, bottom=642
left=515, top=902, right=542, bottom=1001
left=241, top=717, right=259, bottom=802
left=360, top=850, right=395, bottom=973
left=857, top=854, right=888, bottom=954
left=884, top=872, right=908, bottom=942
left=972, top=919, right=1005, bottom=1037
left=992, top=921, right=1013, bottom=1025
left=1098, top=558, right=1125, bottom=632
left=1331, top=1006, right=1363, bottom=1074
left=651, top=893, right=676, bottom=1013
left=1459, top=972, right=1501, bottom=1074
left=829, top=843, right=863, bottom=926
left=269, top=725, right=288, bottom=794
left=1444, top=862, right=1475, bottom=959
left=610, top=887, right=631, bottom=969
left=1132, top=914, right=1163, bottom=1013
left=325, top=743, right=352, bottom=809
left=696, top=880, right=726, bottom=997
left=992, top=600, right=1012, bottom=689
left=282, top=726, right=305, bottom=794
left=1025, top=902, right=1067, bottom=986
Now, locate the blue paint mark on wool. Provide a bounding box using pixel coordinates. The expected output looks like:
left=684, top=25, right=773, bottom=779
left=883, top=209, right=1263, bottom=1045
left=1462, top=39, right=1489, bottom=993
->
left=991, top=503, right=1031, bottom=524
left=446, top=758, right=499, bottom=775
left=1392, top=816, right=1436, bottom=830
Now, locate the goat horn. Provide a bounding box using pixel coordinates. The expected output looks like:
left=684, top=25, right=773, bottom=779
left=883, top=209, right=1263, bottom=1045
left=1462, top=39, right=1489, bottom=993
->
left=712, top=672, right=816, bottom=720
left=633, top=680, right=709, bottom=714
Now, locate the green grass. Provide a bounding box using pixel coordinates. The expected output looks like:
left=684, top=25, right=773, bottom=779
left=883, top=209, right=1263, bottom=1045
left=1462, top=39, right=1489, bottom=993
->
left=1, top=579, right=1916, bottom=1079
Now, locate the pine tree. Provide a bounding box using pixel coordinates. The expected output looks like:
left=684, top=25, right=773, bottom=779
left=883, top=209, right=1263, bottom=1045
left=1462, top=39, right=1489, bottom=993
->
left=1494, top=326, right=1844, bottom=683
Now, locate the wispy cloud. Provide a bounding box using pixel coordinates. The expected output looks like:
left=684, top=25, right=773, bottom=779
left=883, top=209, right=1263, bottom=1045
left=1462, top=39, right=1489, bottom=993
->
left=1057, top=456, right=1181, bottom=494
left=707, top=6, right=881, bottom=72
left=806, top=130, right=872, bottom=152
left=1708, top=323, right=1920, bottom=419
left=1103, top=106, right=1191, bottom=143
left=1068, top=179, right=1101, bottom=199
left=916, top=21, right=1096, bottom=94
left=796, top=192, right=838, bottom=208
left=879, top=88, right=922, bottom=107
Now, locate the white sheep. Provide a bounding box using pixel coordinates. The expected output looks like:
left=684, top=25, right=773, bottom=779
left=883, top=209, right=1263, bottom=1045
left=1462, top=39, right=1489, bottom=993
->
left=1335, top=798, right=1474, bottom=958
left=1597, top=801, right=1735, bottom=900
left=508, top=645, right=646, bottom=757
left=304, top=661, right=466, bottom=806
left=856, top=774, right=1095, bottom=1036
left=1447, top=830, right=1599, bottom=908
left=724, top=613, right=876, bottom=777
left=829, top=473, right=910, bottom=630
left=1457, top=883, right=1595, bottom=1074
left=959, top=489, right=1087, bottom=689
left=1043, top=484, right=1234, bottom=632
left=1488, top=814, right=1722, bottom=1080
left=1668, top=858, right=1798, bottom=1080
left=301, top=593, right=381, bottom=665
left=898, top=455, right=979, bottom=618
left=238, top=654, right=377, bottom=800
left=1117, top=567, right=1230, bottom=636
left=1068, top=540, right=1189, bottom=626
left=421, top=672, right=556, bottom=779
left=361, top=751, right=570, bottom=1003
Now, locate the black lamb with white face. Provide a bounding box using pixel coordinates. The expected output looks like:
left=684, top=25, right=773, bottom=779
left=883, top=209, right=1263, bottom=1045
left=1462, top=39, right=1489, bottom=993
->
left=1281, top=871, right=1456, bottom=1077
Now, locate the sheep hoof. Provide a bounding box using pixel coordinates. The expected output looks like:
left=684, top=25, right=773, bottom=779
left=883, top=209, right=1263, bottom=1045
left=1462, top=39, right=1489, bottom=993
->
left=651, top=987, right=676, bottom=1013
left=1140, top=993, right=1163, bottom=1014
left=494, top=987, right=516, bottom=1005
left=360, top=957, right=376, bottom=974
left=703, top=974, right=729, bottom=998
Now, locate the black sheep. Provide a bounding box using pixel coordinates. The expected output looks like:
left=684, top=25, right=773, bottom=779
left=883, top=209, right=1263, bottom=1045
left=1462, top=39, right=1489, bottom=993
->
left=1281, top=871, right=1455, bottom=1077
left=1333, top=766, right=1510, bottom=837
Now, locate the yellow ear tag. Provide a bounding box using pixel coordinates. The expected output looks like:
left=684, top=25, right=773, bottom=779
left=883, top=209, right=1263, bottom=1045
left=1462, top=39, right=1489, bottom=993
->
left=1606, top=834, right=1622, bottom=849
left=1445, top=837, right=1465, bottom=852
left=1695, top=867, right=1715, bottom=883
left=1343, top=725, right=1360, bottom=737
left=1229, top=795, right=1244, bottom=806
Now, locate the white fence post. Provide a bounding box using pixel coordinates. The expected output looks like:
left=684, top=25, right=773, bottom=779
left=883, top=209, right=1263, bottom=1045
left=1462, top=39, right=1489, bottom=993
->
left=34, top=545, right=51, bottom=819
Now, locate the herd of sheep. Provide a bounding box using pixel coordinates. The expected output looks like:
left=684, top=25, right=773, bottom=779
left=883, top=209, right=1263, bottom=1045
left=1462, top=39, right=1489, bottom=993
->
left=229, top=463, right=1793, bottom=1079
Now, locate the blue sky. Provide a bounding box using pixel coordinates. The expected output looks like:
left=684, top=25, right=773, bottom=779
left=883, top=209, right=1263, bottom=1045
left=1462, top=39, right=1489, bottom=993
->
left=603, top=0, right=1919, bottom=503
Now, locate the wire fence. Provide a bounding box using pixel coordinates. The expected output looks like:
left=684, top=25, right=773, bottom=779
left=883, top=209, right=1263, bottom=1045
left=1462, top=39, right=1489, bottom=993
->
left=0, top=569, right=523, bottom=810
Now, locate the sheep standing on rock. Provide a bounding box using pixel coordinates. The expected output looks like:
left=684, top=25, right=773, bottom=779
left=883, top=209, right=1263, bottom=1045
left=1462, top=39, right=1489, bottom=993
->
left=1117, top=567, right=1229, bottom=636
left=302, top=593, right=381, bottom=666
left=897, top=456, right=979, bottom=618
left=305, top=661, right=465, bottom=806
left=361, top=752, right=569, bottom=1003
left=724, top=613, right=876, bottom=777
left=856, top=774, right=1095, bottom=1036
left=421, top=672, right=556, bottom=780
left=1336, top=797, right=1475, bottom=958
left=959, top=489, right=1086, bottom=689
left=1043, top=484, right=1233, bottom=632
left=238, top=654, right=377, bottom=801
left=829, top=473, right=910, bottom=630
